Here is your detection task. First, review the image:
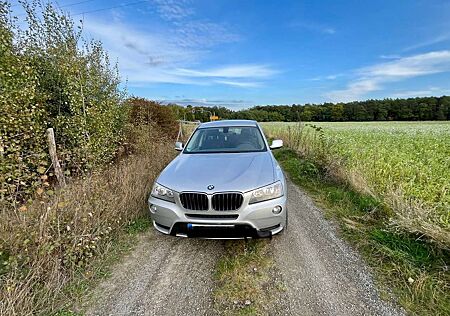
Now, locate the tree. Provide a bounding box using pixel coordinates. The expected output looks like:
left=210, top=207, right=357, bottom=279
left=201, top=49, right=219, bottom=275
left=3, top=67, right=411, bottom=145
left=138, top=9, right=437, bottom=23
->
left=330, top=104, right=344, bottom=121
left=167, top=96, right=449, bottom=123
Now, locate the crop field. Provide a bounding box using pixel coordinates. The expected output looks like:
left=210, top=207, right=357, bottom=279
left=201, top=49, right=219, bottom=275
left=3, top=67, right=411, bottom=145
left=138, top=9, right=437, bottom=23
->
left=262, top=121, right=450, bottom=245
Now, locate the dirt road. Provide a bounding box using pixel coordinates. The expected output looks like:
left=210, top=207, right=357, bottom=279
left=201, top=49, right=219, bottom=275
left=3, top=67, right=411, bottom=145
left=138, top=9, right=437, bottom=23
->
left=85, top=179, right=403, bottom=316
left=85, top=233, right=222, bottom=316
left=271, top=180, right=403, bottom=316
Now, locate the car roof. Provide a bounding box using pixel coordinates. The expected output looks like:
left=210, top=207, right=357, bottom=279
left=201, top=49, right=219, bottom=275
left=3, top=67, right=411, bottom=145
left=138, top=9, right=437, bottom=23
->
left=198, top=120, right=258, bottom=129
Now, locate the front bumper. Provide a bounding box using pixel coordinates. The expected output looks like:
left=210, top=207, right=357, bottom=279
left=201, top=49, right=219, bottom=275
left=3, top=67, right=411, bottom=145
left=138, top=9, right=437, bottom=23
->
left=148, top=194, right=287, bottom=239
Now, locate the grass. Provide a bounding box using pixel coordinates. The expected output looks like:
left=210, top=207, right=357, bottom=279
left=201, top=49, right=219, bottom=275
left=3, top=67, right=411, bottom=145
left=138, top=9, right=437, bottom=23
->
left=263, top=121, right=450, bottom=247
left=0, top=125, right=175, bottom=316
left=274, top=148, right=450, bottom=315
left=214, top=240, right=282, bottom=316
left=53, top=217, right=152, bottom=316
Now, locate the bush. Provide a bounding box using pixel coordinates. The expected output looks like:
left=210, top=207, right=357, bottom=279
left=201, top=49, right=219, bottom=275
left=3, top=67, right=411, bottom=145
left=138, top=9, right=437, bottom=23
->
left=1, top=1, right=126, bottom=204
left=0, top=4, right=180, bottom=313
left=127, top=97, right=179, bottom=139
left=0, top=125, right=175, bottom=315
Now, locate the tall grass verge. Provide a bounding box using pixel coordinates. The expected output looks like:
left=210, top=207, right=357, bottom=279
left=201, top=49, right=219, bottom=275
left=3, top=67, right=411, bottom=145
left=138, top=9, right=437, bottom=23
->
left=274, top=148, right=450, bottom=315
left=263, top=122, right=450, bottom=248
left=0, top=125, right=175, bottom=316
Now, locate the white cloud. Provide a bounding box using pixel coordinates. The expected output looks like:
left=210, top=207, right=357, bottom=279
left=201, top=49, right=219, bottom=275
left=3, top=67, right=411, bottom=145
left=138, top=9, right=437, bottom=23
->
left=310, top=74, right=341, bottom=81
left=214, top=80, right=261, bottom=88
left=289, top=21, right=336, bottom=35
left=150, top=0, right=239, bottom=47
left=174, top=20, right=240, bottom=47
left=77, top=0, right=274, bottom=88
left=83, top=20, right=200, bottom=84
left=361, top=51, right=450, bottom=77
left=327, top=51, right=450, bottom=102
left=403, top=33, right=450, bottom=52
left=175, top=65, right=277, bottom=78
left=160, top=98, right=250, bottom=108
left=82, top=17, right=273, bottom=87
left=391, top=87, right=449, bottom=98
left=153, top=0, right=194, bottom=21
left=379, top=54, right=401, bottom=59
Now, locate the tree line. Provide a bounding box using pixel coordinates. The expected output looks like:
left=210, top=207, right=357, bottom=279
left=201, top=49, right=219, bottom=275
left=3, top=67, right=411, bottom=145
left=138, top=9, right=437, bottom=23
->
left=168, top=96, right=450, bottom=122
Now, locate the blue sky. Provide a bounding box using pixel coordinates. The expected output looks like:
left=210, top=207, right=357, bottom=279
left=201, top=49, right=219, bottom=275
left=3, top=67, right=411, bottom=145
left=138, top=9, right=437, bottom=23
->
left=11, top=0, right=450, bottom=108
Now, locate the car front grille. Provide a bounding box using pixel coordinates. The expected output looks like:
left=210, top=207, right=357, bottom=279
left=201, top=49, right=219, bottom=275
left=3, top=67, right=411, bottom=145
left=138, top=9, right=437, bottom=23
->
left=179, top=192, right=209, bottom=210
left=212, top=193, right=243, bottom=211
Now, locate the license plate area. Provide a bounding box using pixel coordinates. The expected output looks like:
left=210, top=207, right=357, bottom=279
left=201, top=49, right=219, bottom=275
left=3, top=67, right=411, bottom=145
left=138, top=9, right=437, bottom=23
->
left=172, top=222, right=258, bottom=238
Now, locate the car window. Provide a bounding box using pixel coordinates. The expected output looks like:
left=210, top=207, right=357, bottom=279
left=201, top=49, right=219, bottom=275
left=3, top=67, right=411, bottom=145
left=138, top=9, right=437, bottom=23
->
left=184, top=126, right=267, bottom=153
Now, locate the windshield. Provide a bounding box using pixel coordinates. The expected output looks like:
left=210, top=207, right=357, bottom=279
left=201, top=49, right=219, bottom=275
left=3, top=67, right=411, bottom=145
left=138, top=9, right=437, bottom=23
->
left=184, top=126, right=267, bottom=153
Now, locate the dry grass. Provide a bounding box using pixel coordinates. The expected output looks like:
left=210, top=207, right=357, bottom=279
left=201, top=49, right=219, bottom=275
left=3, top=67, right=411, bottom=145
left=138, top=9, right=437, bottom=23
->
left=274, top=148, right=450, bottom=315
left=0, top=125, right=175, bottom=316
left=214, top=240, right=282, bottom=316
left=386, top=188, right=450, bottom=247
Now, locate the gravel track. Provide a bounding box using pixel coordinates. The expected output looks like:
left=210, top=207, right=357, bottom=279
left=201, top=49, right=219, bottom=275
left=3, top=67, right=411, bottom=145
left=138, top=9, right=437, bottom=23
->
left=86, top=179, right=404, bottom=316
left=271, top=179, right=404, bottom=316
left=85, top=232, right=223, bottom=316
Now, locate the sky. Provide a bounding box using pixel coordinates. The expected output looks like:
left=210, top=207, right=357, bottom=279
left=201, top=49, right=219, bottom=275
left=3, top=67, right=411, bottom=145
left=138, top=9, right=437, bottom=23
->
left=10, top=0, right=450, bottom=109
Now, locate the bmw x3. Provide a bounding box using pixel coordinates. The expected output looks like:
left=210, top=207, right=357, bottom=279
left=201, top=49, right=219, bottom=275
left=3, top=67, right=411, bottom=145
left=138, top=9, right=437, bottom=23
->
left=148, top=120, right=287, bottom=238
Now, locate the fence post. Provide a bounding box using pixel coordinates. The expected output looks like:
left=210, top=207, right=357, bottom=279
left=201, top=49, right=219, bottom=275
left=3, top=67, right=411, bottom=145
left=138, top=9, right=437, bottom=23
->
left=46, top=128, right=66, bottom=187
left=176, top=120, right=184, bottom=142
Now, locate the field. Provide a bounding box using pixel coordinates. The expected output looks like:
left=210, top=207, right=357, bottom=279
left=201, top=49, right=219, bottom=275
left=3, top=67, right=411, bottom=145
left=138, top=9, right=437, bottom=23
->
left=262, top=121, right=450, bottom=246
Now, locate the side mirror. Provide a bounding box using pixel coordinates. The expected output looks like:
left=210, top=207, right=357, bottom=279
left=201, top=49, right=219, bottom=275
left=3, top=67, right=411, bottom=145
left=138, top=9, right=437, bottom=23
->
left=270, top=139, right=283, bottom=150
left=175, top=141, right=184, bottom=151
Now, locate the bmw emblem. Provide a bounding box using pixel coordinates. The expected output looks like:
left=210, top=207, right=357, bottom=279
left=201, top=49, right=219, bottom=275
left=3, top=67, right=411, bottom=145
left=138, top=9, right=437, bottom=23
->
left=207, top=185, right=215, bottom=190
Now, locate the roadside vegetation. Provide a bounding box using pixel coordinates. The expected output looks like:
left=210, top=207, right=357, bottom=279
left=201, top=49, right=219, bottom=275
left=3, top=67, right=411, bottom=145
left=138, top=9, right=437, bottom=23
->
left=0, top=2, right=177, bottom=315
left=264, top=122, right=450, bottom=315
left=214, top=240, right=283, bottom=316
left=263, top=121, right=449, bottom=246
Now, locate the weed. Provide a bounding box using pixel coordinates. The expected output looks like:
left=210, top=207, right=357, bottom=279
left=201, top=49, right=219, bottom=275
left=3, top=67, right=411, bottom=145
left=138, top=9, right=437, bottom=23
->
left=214, top=240, right=280, bottom=315
left=125, top=217, right=152, bottom=235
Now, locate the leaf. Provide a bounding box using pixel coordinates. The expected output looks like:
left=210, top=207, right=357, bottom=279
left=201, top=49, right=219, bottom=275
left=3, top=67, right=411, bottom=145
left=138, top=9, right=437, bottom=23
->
left=37, top=166, right=46, bottom=174
left=57, top=201, right=66, bottom=208
left=36, top=188, right=44, bottom=195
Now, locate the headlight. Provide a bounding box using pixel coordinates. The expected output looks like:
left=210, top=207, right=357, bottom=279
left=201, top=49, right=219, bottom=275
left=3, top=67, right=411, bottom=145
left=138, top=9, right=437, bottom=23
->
left=249, top=181, right=283, bottom=204
left=151, top=183, right=175, bottom=203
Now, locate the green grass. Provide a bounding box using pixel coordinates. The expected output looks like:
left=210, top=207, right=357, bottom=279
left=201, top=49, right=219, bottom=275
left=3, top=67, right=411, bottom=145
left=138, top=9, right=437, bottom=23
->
left=274, top=148, right=450, bottom=316
left=263, top=121, right=450, bottom=247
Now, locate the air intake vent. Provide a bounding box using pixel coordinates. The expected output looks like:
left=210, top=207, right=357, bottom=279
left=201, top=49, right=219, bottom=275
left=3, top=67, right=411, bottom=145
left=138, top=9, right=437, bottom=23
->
left=186, top=214, right=238, bottom=220
left=179, top=193, right=209, bottom=210
left=212, top=193, right=243, bottom=211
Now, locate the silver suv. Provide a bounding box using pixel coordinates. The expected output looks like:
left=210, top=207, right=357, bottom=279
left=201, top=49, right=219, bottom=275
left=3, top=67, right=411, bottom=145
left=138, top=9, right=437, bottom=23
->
left=148, top=120, right=287, bottom=238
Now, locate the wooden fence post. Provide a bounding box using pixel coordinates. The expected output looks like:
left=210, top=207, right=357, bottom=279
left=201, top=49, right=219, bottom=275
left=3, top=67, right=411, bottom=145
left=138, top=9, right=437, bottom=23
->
left=46, top=128, right=66, bottom=187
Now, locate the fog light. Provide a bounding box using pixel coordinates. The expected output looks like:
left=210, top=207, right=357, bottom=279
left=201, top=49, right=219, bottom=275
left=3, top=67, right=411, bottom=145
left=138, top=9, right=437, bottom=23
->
left=272, top=205, right=282, bottom=214
left=150, top=204, right=157, bottom=213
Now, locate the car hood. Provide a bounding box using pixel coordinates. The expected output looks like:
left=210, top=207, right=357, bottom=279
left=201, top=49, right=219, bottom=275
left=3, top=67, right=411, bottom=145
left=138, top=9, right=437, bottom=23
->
left=157, top=152, right=275, bottom=193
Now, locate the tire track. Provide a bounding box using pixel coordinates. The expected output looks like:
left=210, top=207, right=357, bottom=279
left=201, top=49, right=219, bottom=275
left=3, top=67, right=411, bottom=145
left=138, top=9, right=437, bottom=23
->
left=85, top=231, right=223, bottom=316
left=271, top=178, right=404, bottom=315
